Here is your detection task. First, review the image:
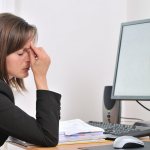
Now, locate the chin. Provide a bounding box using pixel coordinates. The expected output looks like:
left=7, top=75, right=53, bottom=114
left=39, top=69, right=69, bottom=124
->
left=22, top=74, right=29, bottom=78
left=17, top=73, right=29, bottom=79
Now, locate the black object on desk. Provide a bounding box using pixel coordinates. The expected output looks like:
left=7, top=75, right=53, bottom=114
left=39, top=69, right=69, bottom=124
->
left=134, top=121, right=150, bottom=127
left=88, top=121, right=150, bottom=140
left=79, top=142, right=150, bottom=150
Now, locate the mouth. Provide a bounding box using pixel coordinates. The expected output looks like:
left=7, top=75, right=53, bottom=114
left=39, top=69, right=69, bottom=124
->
left=23, top=67, right=30, bottom=71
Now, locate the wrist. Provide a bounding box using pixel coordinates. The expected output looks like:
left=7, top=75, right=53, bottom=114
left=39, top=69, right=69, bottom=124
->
left=34, top=76, right=48, bottom=90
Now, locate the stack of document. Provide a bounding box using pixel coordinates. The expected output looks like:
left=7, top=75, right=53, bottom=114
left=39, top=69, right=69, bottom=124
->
left=59, top=119, right=105, bottom=144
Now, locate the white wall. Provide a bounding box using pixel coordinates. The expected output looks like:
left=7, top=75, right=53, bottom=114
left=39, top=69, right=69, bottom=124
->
left=127, top=0, right=150, bottom=21
left=0, top=0, right=16, bottom=12
left=0, top=0, right=127, bottom=121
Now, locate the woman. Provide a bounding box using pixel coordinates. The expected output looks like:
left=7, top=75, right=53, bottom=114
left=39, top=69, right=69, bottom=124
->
left=0, top=13, right=61, bottom=147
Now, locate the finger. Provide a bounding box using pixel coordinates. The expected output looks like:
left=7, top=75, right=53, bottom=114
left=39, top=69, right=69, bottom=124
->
left=30, top=42, right=40, bottom=56
left=29, top=49, right=36, bottom=63
left=30, top=43, right=39, bottom=58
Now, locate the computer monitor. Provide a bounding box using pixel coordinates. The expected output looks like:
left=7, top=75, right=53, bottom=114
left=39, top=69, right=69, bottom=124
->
left=111, top=19, right=150, bottom=100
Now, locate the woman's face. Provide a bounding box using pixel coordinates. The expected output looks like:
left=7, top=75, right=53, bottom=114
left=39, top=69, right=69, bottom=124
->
left=6, top=40, right=31, bottom=79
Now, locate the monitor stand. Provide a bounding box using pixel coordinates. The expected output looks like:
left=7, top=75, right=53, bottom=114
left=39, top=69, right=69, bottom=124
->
left=134, top=121, right=150, bottom=127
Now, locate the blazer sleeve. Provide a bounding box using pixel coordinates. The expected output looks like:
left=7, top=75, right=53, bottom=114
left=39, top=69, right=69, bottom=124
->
left=0, top=90, right=61, bottom=147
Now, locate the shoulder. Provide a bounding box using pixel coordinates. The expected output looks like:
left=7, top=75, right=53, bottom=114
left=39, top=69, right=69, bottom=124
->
left=0, top=80, right=14, bottom=103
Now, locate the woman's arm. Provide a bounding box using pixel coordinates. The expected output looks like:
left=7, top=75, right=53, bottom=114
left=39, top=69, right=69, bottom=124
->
left=0, top=133, right=8, bottom=146
left=0, top=89, right=61, bottom=147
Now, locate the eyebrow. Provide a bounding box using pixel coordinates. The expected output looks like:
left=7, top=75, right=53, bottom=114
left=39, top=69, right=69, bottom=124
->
left=23, top=47, right=30, bottom=51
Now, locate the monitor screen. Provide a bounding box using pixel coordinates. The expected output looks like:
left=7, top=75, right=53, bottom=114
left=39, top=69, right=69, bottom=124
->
left=111, top=19, right=150, bottom=100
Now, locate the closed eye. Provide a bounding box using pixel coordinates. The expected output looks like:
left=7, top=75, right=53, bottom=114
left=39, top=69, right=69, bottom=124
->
left=17, top=53, right=24, bottom=56
left=17, top=51, right=24, bottom=56
left=17, top=48, right=29, bottom=56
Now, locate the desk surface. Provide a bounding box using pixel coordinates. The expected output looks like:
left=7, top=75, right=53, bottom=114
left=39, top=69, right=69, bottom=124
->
left=27, top=140, right=112, bottom=150
left=9, top=137, right=150, bottom=150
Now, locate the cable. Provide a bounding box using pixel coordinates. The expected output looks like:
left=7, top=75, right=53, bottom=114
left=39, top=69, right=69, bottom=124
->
left=120, top=101, right=150, bottom=124
left=121, top=117, right=143, bottom=121
left=136, top=100, right=150, bottom=111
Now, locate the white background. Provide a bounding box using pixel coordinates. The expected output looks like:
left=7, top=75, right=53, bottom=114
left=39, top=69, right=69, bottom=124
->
left=0, top=0, right=150, bottom=123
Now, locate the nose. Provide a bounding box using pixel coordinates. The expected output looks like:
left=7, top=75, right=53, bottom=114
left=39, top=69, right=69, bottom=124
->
left=24, top=50, right=30, bottom=62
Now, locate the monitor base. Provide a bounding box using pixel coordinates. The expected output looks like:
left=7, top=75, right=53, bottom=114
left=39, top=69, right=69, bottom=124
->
left=134, top=121, right=150, bottom=127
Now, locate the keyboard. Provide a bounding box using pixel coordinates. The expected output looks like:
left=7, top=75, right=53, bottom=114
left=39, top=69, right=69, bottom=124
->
left=88, top=121, right=150, bottom=140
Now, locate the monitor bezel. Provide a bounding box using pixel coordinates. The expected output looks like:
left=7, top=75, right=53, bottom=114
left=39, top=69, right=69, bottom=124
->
left=111, top=18, right=150, bottom=100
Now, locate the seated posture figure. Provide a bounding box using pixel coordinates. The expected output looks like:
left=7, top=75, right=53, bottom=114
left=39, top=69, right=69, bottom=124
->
left=0, top=13, right=61, bottom=147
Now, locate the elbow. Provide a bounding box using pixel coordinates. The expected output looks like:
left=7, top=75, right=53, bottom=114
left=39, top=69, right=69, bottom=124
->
left=44, top=136, right=59, bottom=147
left=49, top=138, right=58, bottom=147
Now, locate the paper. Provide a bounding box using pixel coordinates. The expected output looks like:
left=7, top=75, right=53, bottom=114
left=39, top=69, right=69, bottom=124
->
left=7, top=137, right=34, bottom=148
left=59, top=131, right=105, bottom=144
left=59, top=119, right=105, bottom=144
left=5, top=142, right=26, bottom=150
left=59, top=119, right=104, bottom=135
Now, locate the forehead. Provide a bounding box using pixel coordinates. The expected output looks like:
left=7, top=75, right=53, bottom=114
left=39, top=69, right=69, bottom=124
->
left=23, top=39, right=32, bottom=49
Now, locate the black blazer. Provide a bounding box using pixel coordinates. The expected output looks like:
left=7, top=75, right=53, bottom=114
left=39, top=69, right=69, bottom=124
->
left=0, top=80, right=61, bottom=147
